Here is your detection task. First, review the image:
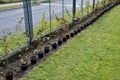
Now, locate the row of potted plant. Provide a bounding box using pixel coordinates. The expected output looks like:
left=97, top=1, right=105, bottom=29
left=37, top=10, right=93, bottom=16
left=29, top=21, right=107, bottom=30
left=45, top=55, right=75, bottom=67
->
left=21, top=28, right=81, bottom=70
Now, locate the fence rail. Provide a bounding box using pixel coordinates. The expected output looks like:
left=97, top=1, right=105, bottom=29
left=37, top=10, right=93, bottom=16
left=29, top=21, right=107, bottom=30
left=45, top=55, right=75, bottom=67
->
left=0, top=0, right=119, bottom=57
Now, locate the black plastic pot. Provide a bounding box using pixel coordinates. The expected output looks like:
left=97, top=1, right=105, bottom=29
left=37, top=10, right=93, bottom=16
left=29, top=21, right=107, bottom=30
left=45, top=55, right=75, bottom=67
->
left=65, top=34, right=70, bottom=39
left=86, top=22, right=89, bottom=26
left=70, top=32, right=74, bottom=37
left=105, top=8, right=109, bottom=12
left=92, top=18, right=96, bottom=22
left=38, top=51, right=44, bottom=58
left=94, top=16, right=98, bottom=21
left=74, top=31, right=77, bottom=35
left=77, top=28, right=81, bottom=33
left=58, top=39, right=62, bottom=45
left=99, top=12, right=102, bottom=17
left=89, top=20, right=93, bottom=24
left=30, top=56, right=37, bottom=64
left=83, top=24, right=87, bottom=28
left=101, top=11, right=104, bottom=15
left=87, top=22, right=90, bottom=25
left=62, top=37, right=67, bottom=42
left=81, top=27, right=84, bottom=30
left=5, top=71, right=13, bottom=80
left=102, top=10, right=106, bottom=14
left=97, top=14, right=101, bottom=18
left=44, top=46, right=49, bottom=53
left=52, top=42, right=57, bottom=49
left=21, top=62, right=28, bottom=71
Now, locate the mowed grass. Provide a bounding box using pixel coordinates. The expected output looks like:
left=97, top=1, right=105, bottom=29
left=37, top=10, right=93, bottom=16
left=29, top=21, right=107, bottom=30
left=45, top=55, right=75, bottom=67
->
left=22, top=5, right=120, bottom=80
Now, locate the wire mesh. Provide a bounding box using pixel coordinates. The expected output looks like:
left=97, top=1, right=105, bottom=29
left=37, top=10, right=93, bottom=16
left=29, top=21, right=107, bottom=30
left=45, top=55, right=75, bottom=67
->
left=0, top=1, right=28, bottom=56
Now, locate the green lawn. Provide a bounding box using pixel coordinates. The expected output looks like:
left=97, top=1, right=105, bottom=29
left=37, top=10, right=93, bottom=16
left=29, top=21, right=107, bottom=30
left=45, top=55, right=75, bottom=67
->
left=22, top=5, right=120, bottom=80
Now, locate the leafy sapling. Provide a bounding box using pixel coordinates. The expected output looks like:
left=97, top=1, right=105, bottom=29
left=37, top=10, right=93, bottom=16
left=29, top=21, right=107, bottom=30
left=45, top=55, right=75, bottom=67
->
left=20, top=56, right=28, bottom=71
left=37, top=12, right=46, bottom=38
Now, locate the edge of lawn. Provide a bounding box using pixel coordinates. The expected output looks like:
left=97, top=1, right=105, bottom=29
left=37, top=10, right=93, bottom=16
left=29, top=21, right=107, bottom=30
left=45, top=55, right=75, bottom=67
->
left=21, top=5, right=120, bottom=80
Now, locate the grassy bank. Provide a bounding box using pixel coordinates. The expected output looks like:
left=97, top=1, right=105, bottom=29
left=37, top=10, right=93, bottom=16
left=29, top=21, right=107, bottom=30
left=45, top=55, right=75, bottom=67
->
left=22, top=5, right=120, bottom=80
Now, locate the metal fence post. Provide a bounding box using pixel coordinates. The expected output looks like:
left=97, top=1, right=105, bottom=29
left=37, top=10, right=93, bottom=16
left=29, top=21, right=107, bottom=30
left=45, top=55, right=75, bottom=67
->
left=85, top=0, right=90, bottom=16
left=72, top=0, right=76, bottom=22
left=23, top=0, right=33, bottom=46
left=49, top=0, right=52, bottom=32
left=62, top=0, right=64, bottom=19
left=93, top=0, right=95, bottom=11
left=81, top=0, right=84, bottom=18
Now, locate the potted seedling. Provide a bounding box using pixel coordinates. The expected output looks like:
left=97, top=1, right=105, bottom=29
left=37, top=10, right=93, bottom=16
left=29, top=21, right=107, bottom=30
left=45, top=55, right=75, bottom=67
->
left=81, top=26, right=84, bottom=30
left=37, top=38, right=45, bottom=58
left=89, top=18, right=94, bottom=24
left=70, top=31, right=74, bottom=37
left=44, top=37, right=51, bottom=53
left=77, top=27, right=81, bottom=33
left=38, top=50, right=44, bottom=59
left=62, top=36, right=67, bottom=42
left=85, top=20, right=91, bottom=27
left=55, top=12, right=70, bottom=44
left=30, top=52, right=37, bottom=65
left=62, top=19, right=70, bottom=42
left=3, top=60, right=13, bottom=79
left=34, top=49, right=43, bottom=59
left=51, top=33, right=58, bottom=49
left=44, top=42, right=51, bottom=54
left=52, top=42, right=57, bottom=49
left=20, top=58, right=28, bottom=71
left=55, top=18, right=63, bottom=45
left=92, top=17, right=96, bottom=22
left=39, top=37, right=50, bottom=56
left=44, top=45, right=50, bottom=54
left=5, top=71, right=13, bottom=80
left=56, top=31, right=65, bottom=44
left=65, top=34, right=70, bottom=39
left=37, top=12, right=50, bottom=55
left=30, top=56, right=37, bottom=65
left=62, top=35, right=67, bottom=43
left=57, top=38, right=62, bottom=46
left=74, top=30, right=78, bottom=35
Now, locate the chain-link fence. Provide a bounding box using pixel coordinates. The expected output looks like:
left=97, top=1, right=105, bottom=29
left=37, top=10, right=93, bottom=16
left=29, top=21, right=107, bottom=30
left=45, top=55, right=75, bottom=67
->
left=0, top=0, right=119, bottom=57
left=0, top=1, right=26, bottom=56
